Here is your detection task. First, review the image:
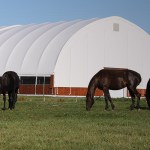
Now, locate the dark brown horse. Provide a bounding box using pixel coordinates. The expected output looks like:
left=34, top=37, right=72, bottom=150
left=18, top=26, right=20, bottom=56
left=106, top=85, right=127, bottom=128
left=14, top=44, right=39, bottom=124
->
left=0, top=71, right=19, bottom=110
left=145, top=78, right=150, bottom=109
left=86, top=68, right=141, bottom=111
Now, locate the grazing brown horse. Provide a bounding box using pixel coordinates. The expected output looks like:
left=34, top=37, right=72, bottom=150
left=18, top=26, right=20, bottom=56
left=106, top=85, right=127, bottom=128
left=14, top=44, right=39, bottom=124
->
left=86, top=68, right=141, bottom=111
left=145, top=78, right=150, bottom=109
left=0, top=71, right=19, bottom=110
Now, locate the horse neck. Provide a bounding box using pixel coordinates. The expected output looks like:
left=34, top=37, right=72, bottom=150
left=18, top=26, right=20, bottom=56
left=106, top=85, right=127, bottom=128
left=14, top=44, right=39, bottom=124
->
left=87, top=78, right=97, bottom=99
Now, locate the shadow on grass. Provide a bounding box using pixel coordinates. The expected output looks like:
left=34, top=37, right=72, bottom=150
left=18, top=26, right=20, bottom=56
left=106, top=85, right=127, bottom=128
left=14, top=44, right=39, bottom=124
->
left=140, top=106, right=150, bottom=110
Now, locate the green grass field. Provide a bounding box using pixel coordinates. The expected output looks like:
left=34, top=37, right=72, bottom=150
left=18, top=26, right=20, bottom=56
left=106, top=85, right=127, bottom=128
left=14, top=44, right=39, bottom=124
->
left=0, top=96, right=150, bottom=150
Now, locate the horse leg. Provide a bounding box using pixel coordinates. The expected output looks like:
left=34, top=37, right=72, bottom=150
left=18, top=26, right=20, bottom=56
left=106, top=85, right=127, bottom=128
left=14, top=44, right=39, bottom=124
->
left=12, top=91, right=16, bottom=109
left=128, top=86, right=141, bottom=110
left=103, top=87, right=115, bottom=110
left=2, top=93, right=6, bottom=110
left=9, top=92, right=14, bottom=110
left=15, top=92, right=18, bottom=102
left=104, top=94, right=109, bottom=110
left=108, top=94, right=115, bottom=110
left=134, top=89, right=141, bottom=110
left=8, top=92, right=11, bottom=109
left=127, top=88, right=135, bottom=110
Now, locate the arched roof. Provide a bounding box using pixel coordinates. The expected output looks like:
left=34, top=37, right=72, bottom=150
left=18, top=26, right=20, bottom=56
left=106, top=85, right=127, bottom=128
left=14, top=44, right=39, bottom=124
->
left=0, top=16, right=149, bottom=78
left=0, top=18, right=98, bottom=76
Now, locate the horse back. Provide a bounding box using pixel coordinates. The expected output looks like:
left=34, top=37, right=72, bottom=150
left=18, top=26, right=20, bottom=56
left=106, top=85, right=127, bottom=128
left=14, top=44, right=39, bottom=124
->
left=95, top=69, right=141, bottom=90
left=101, top=69, right=128, bottom=89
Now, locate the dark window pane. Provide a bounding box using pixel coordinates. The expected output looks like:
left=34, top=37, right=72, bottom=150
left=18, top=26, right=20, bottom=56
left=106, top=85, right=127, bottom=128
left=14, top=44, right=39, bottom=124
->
left=20, top=76, right=50, bottom=85
left=37, top=77, right=44, bottom=84
left=37, top=77, right=50, bottom=84
left=45, top=77, right=50, bottom=84
left=20, top=76, right=36, bottom=84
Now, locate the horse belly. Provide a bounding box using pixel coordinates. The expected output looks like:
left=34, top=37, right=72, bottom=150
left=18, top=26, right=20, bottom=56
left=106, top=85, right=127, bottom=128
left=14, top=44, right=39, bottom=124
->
left=109, top=79, right=126, bottom=90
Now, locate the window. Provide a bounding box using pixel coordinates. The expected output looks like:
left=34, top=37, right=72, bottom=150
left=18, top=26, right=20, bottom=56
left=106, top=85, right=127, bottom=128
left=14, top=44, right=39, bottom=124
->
left=113, top=23, right=119, bottom=32
left=37, top=77, right=44, bottom=84
left=37, top=77, right=50, bottom=85
left=20, top=76, right=36, bottom=84
left=45, top=77, right=50, bottom=84
left=20, top=76, right=50, bottom=85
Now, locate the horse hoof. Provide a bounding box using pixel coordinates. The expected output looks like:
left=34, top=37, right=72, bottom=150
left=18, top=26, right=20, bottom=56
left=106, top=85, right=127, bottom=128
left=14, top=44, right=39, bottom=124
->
left=86, top=108, right=91, bottom=111
left=130, top=105, right=135, bottom=110
left=112, top=105, right=115, bottom=110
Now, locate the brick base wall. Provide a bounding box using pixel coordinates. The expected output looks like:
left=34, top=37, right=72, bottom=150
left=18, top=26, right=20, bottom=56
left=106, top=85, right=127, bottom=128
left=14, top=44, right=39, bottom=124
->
left=18, top=85, right=103, bottom=96
left=52, top=87, right=103, bottom=96
left=18, top=85, right=146, bottom=97
left=127, top=89, right=146, bottom=97
left=19, top=85, right=51, bottom=95
left=52, top=87, right=146, bottom=97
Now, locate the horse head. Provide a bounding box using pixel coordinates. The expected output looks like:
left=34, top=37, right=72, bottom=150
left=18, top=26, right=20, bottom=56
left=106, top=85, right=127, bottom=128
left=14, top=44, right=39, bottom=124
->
left=86, top=92, right=94, bottom=111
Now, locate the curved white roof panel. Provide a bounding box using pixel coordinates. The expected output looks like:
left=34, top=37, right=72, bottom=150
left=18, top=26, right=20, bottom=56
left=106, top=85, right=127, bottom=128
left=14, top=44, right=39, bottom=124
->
left=0, top=18, right=98, bottom=76
left=1, top=16, right=149, bottom=79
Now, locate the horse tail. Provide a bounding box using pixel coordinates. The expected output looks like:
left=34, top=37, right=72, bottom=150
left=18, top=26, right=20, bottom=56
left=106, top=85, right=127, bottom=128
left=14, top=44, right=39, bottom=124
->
left=145, top=78, right=150, bottom=109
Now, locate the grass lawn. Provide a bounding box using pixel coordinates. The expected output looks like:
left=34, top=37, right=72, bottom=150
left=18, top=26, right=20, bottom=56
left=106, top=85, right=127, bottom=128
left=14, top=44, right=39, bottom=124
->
left=0, top=96, right=150, bottom=150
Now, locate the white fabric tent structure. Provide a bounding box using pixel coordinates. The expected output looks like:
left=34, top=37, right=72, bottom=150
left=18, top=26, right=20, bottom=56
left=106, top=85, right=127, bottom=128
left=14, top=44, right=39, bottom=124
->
left=0, top=16, right=150, bottom=96
left=0, top=19, right=97, bottom=76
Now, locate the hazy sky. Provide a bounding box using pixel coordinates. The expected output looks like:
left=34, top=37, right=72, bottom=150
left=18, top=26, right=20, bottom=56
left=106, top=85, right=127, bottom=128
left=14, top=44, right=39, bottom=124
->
left=0, top=0, right=150, bottom=33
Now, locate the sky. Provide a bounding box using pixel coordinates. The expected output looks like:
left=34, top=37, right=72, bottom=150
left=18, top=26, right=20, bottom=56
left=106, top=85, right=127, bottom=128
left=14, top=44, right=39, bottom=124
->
left=0, top=0, right=150, bottom=33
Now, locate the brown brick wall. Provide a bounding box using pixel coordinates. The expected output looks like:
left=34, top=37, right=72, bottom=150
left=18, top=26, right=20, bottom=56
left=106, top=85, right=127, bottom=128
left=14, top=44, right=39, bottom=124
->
left=18, top=85, right=146, bottom=97
left=36, top=85, right=51, bottom=94
left=53, top=87, right=103, bottom=96
left=127, top=89, right=146, bottom=97
left=19, top=85, right=51, bottom=95
left=19, top=85, right=35, bottom=94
